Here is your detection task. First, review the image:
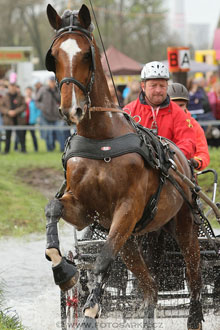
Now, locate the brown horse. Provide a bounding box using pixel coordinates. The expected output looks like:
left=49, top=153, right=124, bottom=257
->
left=45, top=4, right=203, bottom=329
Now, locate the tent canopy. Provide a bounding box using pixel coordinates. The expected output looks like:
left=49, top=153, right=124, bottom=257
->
left=101, top=46, right=143, bottom=75
left=101, top=46, right=217, bottom=76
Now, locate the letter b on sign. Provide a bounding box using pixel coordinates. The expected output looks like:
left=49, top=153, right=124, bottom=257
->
left=169, top=53, right=178, bottom=67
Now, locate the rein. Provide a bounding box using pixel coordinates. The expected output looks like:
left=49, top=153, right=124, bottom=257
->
left=88, top=0, right=121, bottom=107
left=89, top=107, right=126, bottom=115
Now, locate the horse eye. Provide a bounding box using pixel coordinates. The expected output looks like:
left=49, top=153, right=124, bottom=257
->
left=83, top=52, right=91, bottom=61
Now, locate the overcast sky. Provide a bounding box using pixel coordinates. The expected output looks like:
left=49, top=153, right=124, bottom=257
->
left=168, top=0, right=220, bottom=39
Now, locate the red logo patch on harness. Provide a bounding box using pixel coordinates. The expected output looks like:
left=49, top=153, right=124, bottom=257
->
left=101, top=146, right=111, bottom=151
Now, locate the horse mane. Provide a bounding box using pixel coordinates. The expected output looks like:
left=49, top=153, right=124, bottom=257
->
left=60, top=9, right=95, bottom=32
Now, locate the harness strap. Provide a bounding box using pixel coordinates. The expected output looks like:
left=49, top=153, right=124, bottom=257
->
left=170, top=159, right=220, bottom=221
left=134, top=176, right=166, bottom=233
left=166, top=173, right=220, bottom=256
left=167, top=174, right=196, bottom=215
left=59, top=77, right=87, bottom=94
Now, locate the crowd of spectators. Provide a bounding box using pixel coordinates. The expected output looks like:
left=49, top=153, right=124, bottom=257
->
left=1, top=73, right=220, bottom=154
left=0, top=77, right=71, bottom=154
left=186, top=76, right=220, bottom=141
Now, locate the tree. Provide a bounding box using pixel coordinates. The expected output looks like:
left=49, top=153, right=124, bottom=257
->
left=84, top=0, right=175, bottom=63
left=0, top=0, right=176, bottom=70
left=0, top=0, right=47, bottom=68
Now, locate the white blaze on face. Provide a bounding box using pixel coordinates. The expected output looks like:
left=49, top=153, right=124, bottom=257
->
left=60, top=39, right=81, bottom=109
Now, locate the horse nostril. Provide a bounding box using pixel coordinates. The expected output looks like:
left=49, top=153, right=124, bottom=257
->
left=76, top=107, right=83, bottom=118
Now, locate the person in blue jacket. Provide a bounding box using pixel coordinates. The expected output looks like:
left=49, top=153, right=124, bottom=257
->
left=25, top=86, right=41, bottom=151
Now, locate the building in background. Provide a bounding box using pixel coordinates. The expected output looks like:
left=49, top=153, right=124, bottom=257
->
left=187, top=24, right=210, bottom=49
left=0, top=47, right=33, bottom=94
left=168, top=0, right=213, bottom=49
left=172, top=0, right=186, bottom=45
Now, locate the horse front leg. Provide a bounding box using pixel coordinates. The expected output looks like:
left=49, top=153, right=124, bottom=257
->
left=81, top=202, right=141, bottom=321
left=45, top=198, right=79, bottom=291
left=120, top=236, right=157, bottom=330
left=93, top=201, right=140, bottom=276
left=175, top=206, right=204, bottom=330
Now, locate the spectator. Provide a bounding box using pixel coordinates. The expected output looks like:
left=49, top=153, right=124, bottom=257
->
left=0, top=83, right=26, bottom=154
left=196, top=77, right=211, bottom=113
left=187, top=77, right=214, bottom=121
left=0, top=81, right=7, bottom=151
left=122, top=84, right=130, bottom=100
left=35, top=76, right=66, bottom=152
left=33, top=81, right=45, bottom=141
left=208, top=81, right=220, bottom=120
left=107, top=78, right=124, bottom=107
left=124, top=80, right=141, bottom=104
left=25, top=86, right=41, bottom=152
left=187, top=78, right=205, bottom=117
left=34, top=81, right=43, bottom=94
left=0, top=80, right=7, bottom=100
left=14, top=84, right=26, bottom=152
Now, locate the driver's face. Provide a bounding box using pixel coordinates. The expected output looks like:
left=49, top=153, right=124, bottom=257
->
left=141, top=79, right=168, bottom=105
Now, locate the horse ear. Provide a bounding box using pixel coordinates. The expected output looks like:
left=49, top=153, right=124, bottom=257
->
left=47, top=4, right=62, bottom=30
left=78, top=4, right=91, bottom=30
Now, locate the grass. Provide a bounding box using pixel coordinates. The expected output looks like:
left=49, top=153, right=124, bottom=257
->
left=0, top=131, right=63, bottom=237
left=0, top=281, right=24, bottom=330
left=0, top=130, right=220, bottom=237
left=0, top=311, right=24, bottom=330
left=195, top=147, right=220, bottom=228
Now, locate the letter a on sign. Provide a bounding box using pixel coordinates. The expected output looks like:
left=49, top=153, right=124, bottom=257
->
left=178, top=49, right=190, bottom=70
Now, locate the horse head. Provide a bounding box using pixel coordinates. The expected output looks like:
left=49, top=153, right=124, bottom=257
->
left=46, top=4, right=98, bottom=124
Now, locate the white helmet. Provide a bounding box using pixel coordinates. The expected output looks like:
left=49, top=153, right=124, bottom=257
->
left=141, top=61, right=169, bottom=80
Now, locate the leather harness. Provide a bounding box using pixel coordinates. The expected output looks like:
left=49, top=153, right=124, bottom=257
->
left=60, top=113, right=193, bottom=233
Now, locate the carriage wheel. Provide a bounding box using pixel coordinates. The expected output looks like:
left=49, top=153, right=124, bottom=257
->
left=60, top=249, right=79, bottom=330
left=60, top=286, right=79, bottom=330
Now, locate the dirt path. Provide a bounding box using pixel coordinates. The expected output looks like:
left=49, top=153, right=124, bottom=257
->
left=18, top=167, right=64, bottom=200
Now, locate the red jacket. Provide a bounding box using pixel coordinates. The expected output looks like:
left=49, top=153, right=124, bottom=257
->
left=124, top=93, right=196, bottom=160
left=185, top=110, right=210, bottom=170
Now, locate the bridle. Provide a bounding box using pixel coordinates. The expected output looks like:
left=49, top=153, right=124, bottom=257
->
left=45, top=14, right=96, bottom=108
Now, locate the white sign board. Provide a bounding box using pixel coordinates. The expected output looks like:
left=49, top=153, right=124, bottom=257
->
left=178, top=49, right=190, bottom=70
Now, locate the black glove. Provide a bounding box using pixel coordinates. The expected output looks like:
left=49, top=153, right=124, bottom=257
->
left=190, top=158, right=200, bottom=169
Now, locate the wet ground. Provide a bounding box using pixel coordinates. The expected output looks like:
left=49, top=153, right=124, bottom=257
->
left=1, top=168, right=220, bottom=329
left=0, top=223, right=76, bottom=330
left=0, top=226, right=220, bottom=330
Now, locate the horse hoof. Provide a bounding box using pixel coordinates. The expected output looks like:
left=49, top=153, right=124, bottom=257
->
left=59, top=272, right=79, bottom=291
left=83, top=284, right=102, bottom=317
left=52, top=257, right=79, bottom=290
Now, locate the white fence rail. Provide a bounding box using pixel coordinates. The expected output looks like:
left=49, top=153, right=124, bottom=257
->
left=0, top=125, right=73, bottom=131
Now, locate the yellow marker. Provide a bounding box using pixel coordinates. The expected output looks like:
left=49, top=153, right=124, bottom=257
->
left=186, top=119, right=193, bottom=128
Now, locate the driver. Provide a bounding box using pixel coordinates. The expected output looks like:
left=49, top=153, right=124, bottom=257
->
left=124, top=61, right=196, bottom=160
